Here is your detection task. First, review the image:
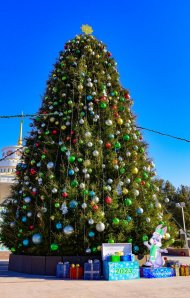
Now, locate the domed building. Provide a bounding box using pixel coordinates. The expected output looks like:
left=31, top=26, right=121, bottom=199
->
left=0, top=120, right=23, bottom=204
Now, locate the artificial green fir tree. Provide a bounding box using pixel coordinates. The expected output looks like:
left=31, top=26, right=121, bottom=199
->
left=0, top=26, right=176, bottom=256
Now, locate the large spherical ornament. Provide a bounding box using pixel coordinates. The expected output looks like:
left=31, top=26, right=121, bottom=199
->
left=88, top=231, right=95, bottom=237
left=56, top=222, right=62, bottom=230
left=22, top=216, right=27, bottom=223
left=50, top=244, right=58, bottom=252
left=105, top=196, right=112, bottom=204
left=27, top=211, right=32, bottom=217
left=126, top=178, right=131, bottom=184
left=63, top=225, right=74, bottom=235
left=68, top=155, right=76, bottom=163
left=88, top=218, right=94, bottom=225
left=132, top=167, right=138, bottom=174
left=96, top=222, right=105, bottom=232
left=79, top=119, right=84, bottom=124
left=87, top=142, right=93, bottom=147
left=85, top=131, right=91, bottom=137
left=126, top=216, right=132, bottom=222
left=32, top=233, right=42, bottom=244
left=68, top=169, right=75, bottom=176
left=10, top=222, right=15, bottom=228
left=23, top=239, right=29, bottom=246
left=85, top=248, right=91, bottom=254
left=117, top=118, right=123, bottom=125
left=124, top=198, right=132, bottom=206
left=136, top=207, right=143, bottom=215
left=155, top=202, right=162, bottom=209
left=47, top=162, right=54, bottom=169
left=92, top=196, right=99, bottom=203
left=69, top=200, right=78, bottom=209
left=165, top=197, right=170, bottom=203
left=112, top=218, right=120, bottom=224
left=114, top=142, right=121, bottom=149
left=133, top=245, right=139, bottom=253
left=24, top=196, right=31, bottom=204
left=107, top=178, right=113, bottom=184
left=146, top=217, right=151, bottom=223
left=52, top=188, right=58, bottom=193
left=105, top=119, right=113, bottom=126
left=92, top=150, right=99, bottom=157
left=133, top=189, right=140, bottom=197
left=81, top=202, right=87, bottom=209
left=79, top=183, right=85, bottom=189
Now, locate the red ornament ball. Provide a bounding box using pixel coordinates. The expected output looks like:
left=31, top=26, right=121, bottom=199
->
left=93, top=205, right=99, bottom=211
left=52, top=130, right=57, bottom=135
left=105, top=196, right=112, bottom=204
left=105, top=142, right=111, bottom=149
left=29, top=225, right=34, bottom=230
left=62, top=192, right=68, bottom=198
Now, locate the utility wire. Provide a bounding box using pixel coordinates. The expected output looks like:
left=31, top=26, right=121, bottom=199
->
left=0, top=113, right=190, bottom=143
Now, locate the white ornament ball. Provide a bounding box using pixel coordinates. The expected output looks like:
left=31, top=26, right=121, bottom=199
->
left=88, top=218, right=94, bottom=225
left=96, top=222, right=105, bottom=232
left=107, top=178, right=113, bottom=184
left=126, top=178, right=131, bottom=184
left=165, top=197, right=170, bottom=203
left=79, top=183, right=85, bottom=189
left=133, top=189, right=140, bottom=196
left=79, top=119, right=84, bottom=124
left=146, top=217, right=151, bottom=223
left=81, top=203, right=87, bottom=209
left=105, top=119, right=113, bottom=126
left=87, top=142, right=93, bottom=147
left=85, top=131, right=91, bottom=137
left=93, top=150, right=99, bottom=157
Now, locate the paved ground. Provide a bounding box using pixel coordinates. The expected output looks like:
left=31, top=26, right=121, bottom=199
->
left=1, top=257, right=190, bottom=298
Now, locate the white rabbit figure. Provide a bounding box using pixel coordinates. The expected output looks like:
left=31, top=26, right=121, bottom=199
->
left=144, top=224, right=168, bottom=268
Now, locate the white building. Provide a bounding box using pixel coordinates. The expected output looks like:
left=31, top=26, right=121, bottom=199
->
left=0, top=120, right=23, bottom=204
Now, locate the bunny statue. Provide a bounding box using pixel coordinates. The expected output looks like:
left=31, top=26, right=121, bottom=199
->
left=144, top=224, right=168, bottom=268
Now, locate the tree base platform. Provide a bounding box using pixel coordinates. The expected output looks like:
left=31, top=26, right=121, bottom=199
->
left=8, top=254, right=102, bottom=276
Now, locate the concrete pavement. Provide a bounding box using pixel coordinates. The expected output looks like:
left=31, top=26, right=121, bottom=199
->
left=1, top=257, right=190, bottom=298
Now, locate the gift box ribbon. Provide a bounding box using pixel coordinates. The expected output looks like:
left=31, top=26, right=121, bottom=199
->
left=85, top=263, right=100, bottom=279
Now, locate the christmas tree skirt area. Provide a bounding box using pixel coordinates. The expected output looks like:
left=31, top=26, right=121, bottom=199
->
left=141, top=267, right=175, bottom=278
left=8, top=254, right=101, bottom=276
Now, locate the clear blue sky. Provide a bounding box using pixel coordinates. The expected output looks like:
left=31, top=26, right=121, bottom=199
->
left=0, top=0, right=190, bottom=188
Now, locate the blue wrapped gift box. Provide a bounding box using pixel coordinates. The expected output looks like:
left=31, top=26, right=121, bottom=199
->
left=84, top=261, right=101, bottom=280
left=56, top=262, right=70, bottom=278
left=103, top=261, right=139, bottom=281
left=142, top=267, right=175, bottom=278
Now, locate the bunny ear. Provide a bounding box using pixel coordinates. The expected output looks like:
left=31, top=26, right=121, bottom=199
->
left=155, top=224, right=163, bottom=230
left=162, top=227, right=167, bottom=234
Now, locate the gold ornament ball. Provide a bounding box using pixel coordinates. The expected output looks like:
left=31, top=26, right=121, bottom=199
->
left=83, top=159, right=91, bottom=167
left=61, top=125, right=66, bottom=130
left=132, top=167, right=138, bottom=174
left=117, top=118, right=123, bottom=125
left=97, top=245, right=102, bottom=251
left=122, top=188, right=128, bottom=195
left=50, top=117, right=55, bottom=122
left=78, top=84, right=83, bottom=91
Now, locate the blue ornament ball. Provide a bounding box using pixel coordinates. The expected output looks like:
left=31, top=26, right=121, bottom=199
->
left=88, top=231, right=95, bottom=237
left=133, top=245, right=139, bottom=253
left=56, top=222, right=62, bottom=230
left=23, top=239, right=29, bottom=246
left=126, top=216, right=132, bottom=222
left=89, top=191, right=95, bottom=197
left=32, top=233, right=43, bottom=244
left=86, top=95, right=92, bottom=101
left=136, top=207, right=144, bottom=215
left=69, top=200, right=78, bottom=209
left=68, top=169, right=75, bottom=176
left=22, top=216, right=27, bottom=223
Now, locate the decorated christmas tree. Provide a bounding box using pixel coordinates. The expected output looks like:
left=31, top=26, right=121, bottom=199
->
left=0, top=25, right=176, bottom=256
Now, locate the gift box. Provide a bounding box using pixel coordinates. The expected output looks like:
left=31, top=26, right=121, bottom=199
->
left=102, top=243, right=132, bottom=262
left=56, top=262, right=70, bottom=278
left=103, top=261, right=139, bottom=281
left=142, top=267, right=175, bottom=278
left=121, top=254, right=135, bottom=262
left=69, top=265, right=83, bottom=279
left=56, top=262, right=64, bottom=278
left=84, top=260, right=101, bottom=280
left=111, top=255, right=120, bottom=262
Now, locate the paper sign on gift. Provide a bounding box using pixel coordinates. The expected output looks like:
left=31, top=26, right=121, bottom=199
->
left=102, top=243, right=132, bottom=261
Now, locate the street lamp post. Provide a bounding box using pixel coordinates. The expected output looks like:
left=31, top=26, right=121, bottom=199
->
left=176, top=202, right=189, bottom=249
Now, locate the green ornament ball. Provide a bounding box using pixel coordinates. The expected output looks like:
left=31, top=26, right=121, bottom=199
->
left=11, top=247, right=16, bottom=252
left=124, top=198, right=132, bottom=206
left=142, top=235, right=149, bottom=241
left=123, top=134, right=130, bottom=141
left=55, top=203, right=60, bottom=208
left=92, top=247, right=97, bottom=253
left=51, top=243, right=59, bottom=251
left=119, top=167, right=125, bottom=174
left=128, top=238, right=133, bottom=243
left=112, top=218, right=120, bottom=224
left=108, top=239, right=115, bottom=243
left=68, top=156, right=76, bottom=163
left=119, top=97, right=125, bottom=102
left=61, top=146, right=67, bottom=152
left=114, top=142, right=121, bottom=149
left=100, top=102, right=107, bottom=109
left=71, top=180, right=78, bottom=187
left=78, top=158, right=83, bottom=163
